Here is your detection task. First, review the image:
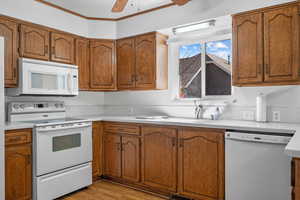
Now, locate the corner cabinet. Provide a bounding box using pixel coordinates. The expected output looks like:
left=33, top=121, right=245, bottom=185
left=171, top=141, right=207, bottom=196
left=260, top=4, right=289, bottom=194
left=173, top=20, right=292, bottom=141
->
left=92, top=122, right=103, bottom=180
left=233, top=2, right=300, bottom=86
left=0, top=17, right=18, bottom=88
left=19, top=25, right=50, bottom=60
left=178, top=128, right=225, bottom=200
left=117, top=32, right=168, bottom=90
left=50, top=32, right=75, bottom=64
left=76, top=38, right=90, bottom=91
left=117, top=37, right=136, bottom=89
left=5, top=129, right=32, bottom=200
left=90, top=40, right=117, bottom=90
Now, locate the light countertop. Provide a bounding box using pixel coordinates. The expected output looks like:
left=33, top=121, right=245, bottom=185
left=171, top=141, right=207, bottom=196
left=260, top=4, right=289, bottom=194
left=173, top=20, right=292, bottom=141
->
left=5, top=115, right=300, bottom=157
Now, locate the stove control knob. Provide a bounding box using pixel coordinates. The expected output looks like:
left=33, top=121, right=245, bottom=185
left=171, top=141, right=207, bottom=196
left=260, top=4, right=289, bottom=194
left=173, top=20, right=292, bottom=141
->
left=13, top=104, right=20, bottom=110
left=20, top=104, right=25, bottom=109
left=55, top=103, right=59, bottom=108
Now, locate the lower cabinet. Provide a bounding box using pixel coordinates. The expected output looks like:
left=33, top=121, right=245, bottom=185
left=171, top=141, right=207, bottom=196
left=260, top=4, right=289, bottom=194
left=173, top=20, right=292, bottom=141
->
left=292, top=158, right=300, bottom=200
left=102, top=123, right=225, bottom=200
left=92, top=122, right=103, bottom=179
left=5, top=129, right=32, bottom=200
left=103, top=133, right=122, bottom=178
left=178, top=128, right=225, bottom=200
left=103, top=131, right=141, bottom=183
left=122, top=136, right=140, bottom=182
left=141, top=126, right=177, bottom=192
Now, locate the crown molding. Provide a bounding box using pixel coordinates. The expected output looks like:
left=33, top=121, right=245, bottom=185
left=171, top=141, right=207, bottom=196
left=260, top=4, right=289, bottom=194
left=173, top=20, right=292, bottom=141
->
left=35, top=0, right=176, bottom=21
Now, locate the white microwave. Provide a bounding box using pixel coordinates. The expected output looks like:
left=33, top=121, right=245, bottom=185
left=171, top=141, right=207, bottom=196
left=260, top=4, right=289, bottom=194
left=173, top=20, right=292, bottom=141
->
left=7, top=58, right=78, bottom=96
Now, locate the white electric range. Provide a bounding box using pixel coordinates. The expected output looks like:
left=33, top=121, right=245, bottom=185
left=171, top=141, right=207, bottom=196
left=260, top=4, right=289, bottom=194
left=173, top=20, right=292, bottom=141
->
left=8, top=101, right=93, bottom=200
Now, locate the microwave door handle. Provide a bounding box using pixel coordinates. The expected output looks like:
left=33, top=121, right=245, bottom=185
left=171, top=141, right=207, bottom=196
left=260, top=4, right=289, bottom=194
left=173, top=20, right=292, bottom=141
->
left=67, top=72, right=72, bottom=93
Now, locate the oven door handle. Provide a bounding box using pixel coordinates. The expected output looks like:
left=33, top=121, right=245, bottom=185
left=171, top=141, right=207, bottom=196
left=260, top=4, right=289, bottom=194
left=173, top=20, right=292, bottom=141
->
left=39, top=162, right=91, bottom=182
left=36, top=123, right=91, bottom=132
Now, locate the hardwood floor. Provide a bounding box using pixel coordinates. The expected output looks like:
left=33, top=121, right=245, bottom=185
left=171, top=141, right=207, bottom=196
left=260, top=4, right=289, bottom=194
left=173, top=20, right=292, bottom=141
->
left=59, top=180, right=167, bottom=200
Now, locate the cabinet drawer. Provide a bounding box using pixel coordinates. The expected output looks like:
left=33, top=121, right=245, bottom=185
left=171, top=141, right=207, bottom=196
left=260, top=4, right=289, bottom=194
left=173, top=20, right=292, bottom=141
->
left=5, top=129, right=32, bottom=145
left=104, top=123, right=140, bottom=135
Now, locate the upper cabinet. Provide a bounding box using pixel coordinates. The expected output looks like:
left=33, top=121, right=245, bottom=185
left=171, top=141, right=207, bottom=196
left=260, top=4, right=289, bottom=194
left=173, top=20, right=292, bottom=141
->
left=76, top=38, right=90, bottom=91
left=263, top=5, right=299, bottom=82
left=233, top=13, right=264, bottom=84
left=0, top=17, right=18, bottom=88
left=117, top=32, right=168, bottom=90
left=90, top=40, right=116, bottom=90
left=233, top=2, right=300, bottom=86
left=50, top=32, right=75, bottom=64
left=19, top=25, right=50, bottom=60
left=117, top=38, right=136, bottom=89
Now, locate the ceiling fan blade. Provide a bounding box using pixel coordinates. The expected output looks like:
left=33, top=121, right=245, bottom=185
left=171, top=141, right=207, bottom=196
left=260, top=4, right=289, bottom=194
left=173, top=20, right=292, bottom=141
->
left=112, top=0, right=129, bottom=12
left=172, top=0, right=191, bottom=6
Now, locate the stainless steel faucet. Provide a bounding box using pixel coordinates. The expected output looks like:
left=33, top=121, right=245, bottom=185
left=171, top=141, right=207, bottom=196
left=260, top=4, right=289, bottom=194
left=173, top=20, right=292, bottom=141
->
left=194, top=101, right=204, bottom=119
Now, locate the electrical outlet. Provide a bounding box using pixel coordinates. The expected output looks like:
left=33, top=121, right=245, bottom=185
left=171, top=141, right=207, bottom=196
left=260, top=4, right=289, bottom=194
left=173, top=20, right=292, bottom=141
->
left=242, top=111, right=255, bottom=121
left=272, top=111, right=281, bottom=122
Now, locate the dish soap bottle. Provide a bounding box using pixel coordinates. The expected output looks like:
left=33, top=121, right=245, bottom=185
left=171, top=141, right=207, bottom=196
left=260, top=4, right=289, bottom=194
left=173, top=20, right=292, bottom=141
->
left=256, top=93, right=267, bottom=122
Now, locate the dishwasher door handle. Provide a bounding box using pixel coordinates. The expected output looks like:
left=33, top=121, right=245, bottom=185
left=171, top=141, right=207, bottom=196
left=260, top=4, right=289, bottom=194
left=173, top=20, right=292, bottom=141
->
left=225, top=132, right=291, bottom=145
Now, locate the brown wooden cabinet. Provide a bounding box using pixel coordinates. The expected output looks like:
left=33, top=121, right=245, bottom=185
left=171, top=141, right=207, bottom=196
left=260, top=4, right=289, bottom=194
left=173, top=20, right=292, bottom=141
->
left=141, top=126, right=177, bottom=192
left=92, top=122, right=103, bottom=180
left=76, top=38, right=90, bottom=90
left=19, top=24, right=50, bottom=60
left=122, top=135, right=140, bottom=182
left=5, top=129, right=32, bottom=200
left=263, top=5, right=299, bottom=82
left=233, top=2, right=300, bottom=86
left=0, top=17, right=18, bottom=88
left=90, top=40, right=116, bottom=90
left=232, top=12, right=263, bottom=85
left=117, top=32, right=168, bottom=90
left=178, top=128, right=225, bottom=200
left=292, top=158, right=300, bottom=200
left=103, top=133, right=122, bottom=178
left=117, top=38, right=136, bottom=89
left=50, top=32, right=75, bottom=64
left=103, top=123, right=141, bottom=183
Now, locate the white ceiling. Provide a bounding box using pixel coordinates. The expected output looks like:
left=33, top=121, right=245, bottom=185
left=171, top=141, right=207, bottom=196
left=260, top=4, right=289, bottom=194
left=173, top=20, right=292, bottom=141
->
left=43, top=0, right=174, bottom=19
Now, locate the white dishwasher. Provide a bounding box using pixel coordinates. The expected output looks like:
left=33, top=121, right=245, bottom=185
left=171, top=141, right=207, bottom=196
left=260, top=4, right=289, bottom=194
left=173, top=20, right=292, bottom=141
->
left=225, top=131, right=293, bottom=200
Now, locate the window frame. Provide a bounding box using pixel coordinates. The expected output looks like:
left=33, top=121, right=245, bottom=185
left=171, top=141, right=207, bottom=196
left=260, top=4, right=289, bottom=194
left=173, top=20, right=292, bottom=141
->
left=174, top=33, right=233, bottom=101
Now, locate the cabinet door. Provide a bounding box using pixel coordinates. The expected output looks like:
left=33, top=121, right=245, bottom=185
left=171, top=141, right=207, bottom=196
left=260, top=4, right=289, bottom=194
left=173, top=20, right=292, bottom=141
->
left=178, top=128, right=224, bottom=200
left=135, top=34, right=156, bottom=89
left=90, top=40, right=116, bottom=90
left=141, top=126, right=177, bottom=192
left=5, top=144, right=32, bottom=200
left=264, top=5, right=299, bottom=82
left=232, top=13, right=263, bottom=85
left=19, top=25, right=50, bottom=60
left=92, top=122, right=103, bottom=179
left=0, top=18, right=18, bottom=87
left=50, top=32, right=75, bottom=64
left=76, top=39, right=90, bottom=90
left=117, top=38, right=136, bottom=89
left=122, top=136, right=140, bottom=183
left=103, top=133, right=121, bottom=178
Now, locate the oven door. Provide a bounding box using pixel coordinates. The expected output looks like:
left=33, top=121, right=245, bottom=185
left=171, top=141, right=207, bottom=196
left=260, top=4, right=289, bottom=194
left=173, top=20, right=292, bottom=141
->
left=35, top=122, right=92, bottom=176
left=21, top=60, right=78, bottom=96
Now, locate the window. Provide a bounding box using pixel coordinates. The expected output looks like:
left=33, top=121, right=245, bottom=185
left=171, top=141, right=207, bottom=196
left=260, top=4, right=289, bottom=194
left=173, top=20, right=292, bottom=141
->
left=178, top=38, right=232, bottom=99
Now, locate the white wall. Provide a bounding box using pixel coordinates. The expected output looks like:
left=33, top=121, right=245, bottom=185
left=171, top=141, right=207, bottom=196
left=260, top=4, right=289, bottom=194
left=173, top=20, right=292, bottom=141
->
left=88, top=20, right=117, bottom=39
left=104, top=0, right=300, bottom=123
left=0, top=0, right=117, bottom=39
left=116, top=0, right=294, bottom=38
